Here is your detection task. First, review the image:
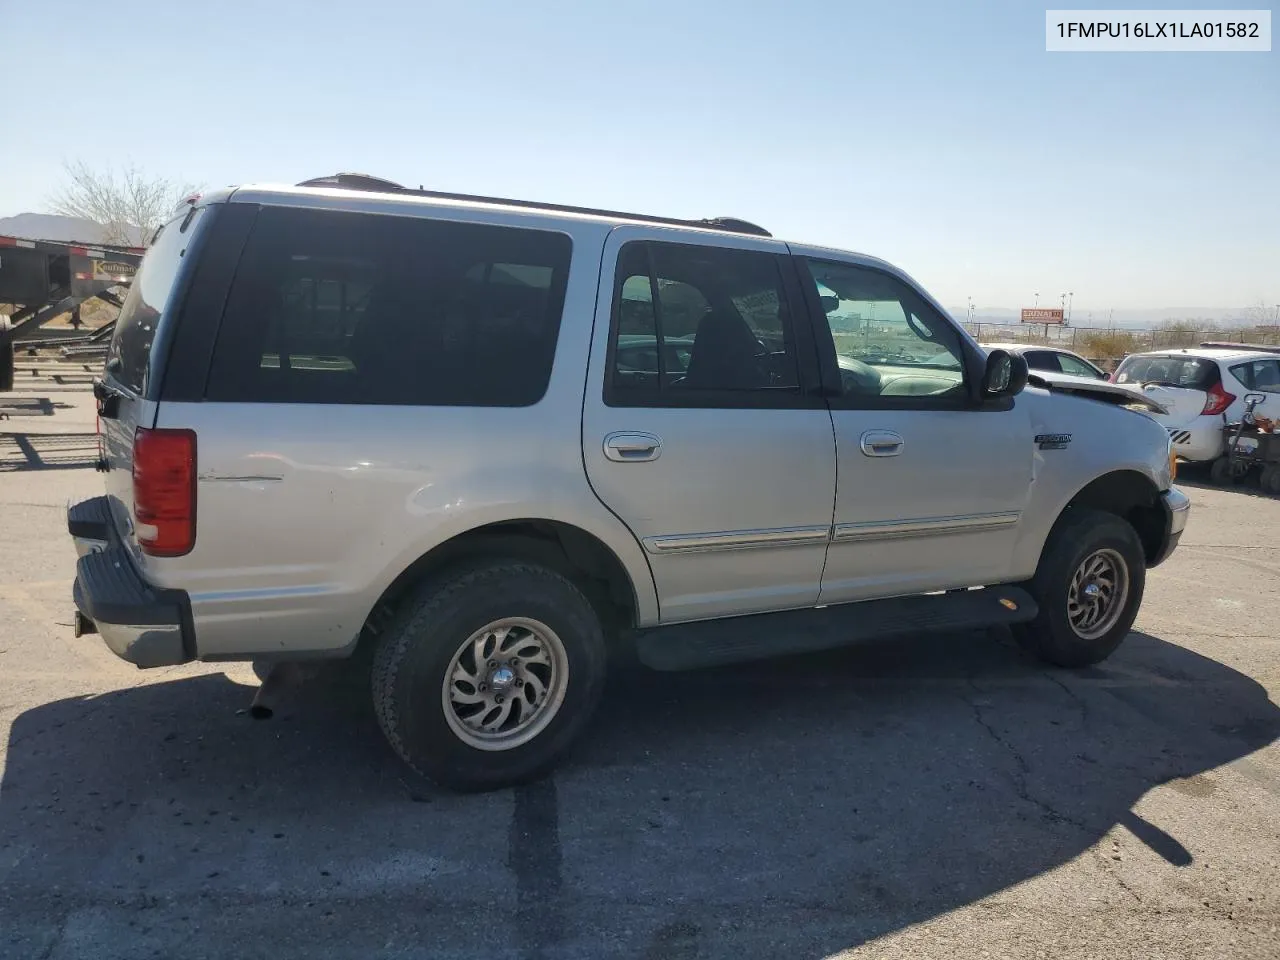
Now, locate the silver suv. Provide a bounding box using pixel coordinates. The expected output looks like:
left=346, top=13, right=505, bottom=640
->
left=67, top=174, right=1190, bottom=790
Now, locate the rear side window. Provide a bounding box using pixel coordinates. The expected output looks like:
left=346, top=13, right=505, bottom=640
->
left=206, top=207, right=571, bottom=406
left=106, top=208, right=204, bottom=394
left=1114, top=354, right=1218, bottom=389
left=1229, top=359, right=1280, bottom=393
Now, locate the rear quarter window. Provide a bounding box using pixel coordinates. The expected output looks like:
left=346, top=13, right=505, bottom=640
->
left=105, top=208, right=205, bottom=394
left=205, top=207, right=572, bottom=406
left=1114, top=355, right=1218, bottom=389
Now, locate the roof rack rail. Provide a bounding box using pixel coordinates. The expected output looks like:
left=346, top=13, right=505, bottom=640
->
left=1199, top=341, right=1280, bottom=354
left=294, top=172, right=772, bottom=238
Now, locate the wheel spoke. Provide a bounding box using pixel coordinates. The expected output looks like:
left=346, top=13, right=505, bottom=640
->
left=522, top=669, right=547, bottom=704
left=479, top=697, right=514, bottom=732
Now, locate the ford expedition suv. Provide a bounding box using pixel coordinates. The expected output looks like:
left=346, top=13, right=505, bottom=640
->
left=68, top=173, right=1190, bottom=791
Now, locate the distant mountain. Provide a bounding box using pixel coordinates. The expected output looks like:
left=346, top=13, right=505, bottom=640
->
left=0, top=212, right=146, bottom=246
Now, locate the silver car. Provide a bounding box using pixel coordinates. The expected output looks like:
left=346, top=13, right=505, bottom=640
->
left=68, top=173, right=1190, bottom=790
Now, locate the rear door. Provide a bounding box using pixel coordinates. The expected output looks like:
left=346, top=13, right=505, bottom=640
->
left=1226, top=358, right=1280, bottom=418
left=99, top=205, right=210, bottom=561
left=582, top=228, right=836, bottom=623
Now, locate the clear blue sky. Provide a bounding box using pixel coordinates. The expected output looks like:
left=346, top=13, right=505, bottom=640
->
left=0, top=0, right=1275, bottom=313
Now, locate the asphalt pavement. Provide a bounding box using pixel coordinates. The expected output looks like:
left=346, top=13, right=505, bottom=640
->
left=1, top=382, right=1277, bottom=959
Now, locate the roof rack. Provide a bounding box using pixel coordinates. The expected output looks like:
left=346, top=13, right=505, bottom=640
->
left=1199, top=341, right=1280, bottom=354
left=294, top=172, right=772, bottom=238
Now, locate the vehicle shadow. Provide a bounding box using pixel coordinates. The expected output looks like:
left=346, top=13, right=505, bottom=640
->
left=1, top=629, right=1275, bottom=959
left=0, top=397, right=72, bottom=419
left=1175, top=460, right=1279, bottom=499
left=0, top=432, right=99, bottom=471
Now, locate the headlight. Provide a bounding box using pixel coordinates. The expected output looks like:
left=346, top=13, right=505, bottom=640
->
left=1169, top=442, right=1178, bottom=483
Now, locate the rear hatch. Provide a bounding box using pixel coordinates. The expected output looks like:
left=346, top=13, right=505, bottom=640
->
left=1112, top=354, right=1223, bottom=428
left=98, top=205, right=210, bottom=560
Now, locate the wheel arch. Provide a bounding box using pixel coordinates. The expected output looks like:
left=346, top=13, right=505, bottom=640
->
left=1056, top=469, right=1166, bottom=565
left=358, top=519, right=648, bottom=649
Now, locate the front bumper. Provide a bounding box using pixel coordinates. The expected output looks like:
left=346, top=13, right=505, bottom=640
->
left=1150, top=486, right=1191, bottom=568
left=68, top=496, right=195, bottom=668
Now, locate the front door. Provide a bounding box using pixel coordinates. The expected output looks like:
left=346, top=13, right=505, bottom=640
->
left=582, top=228, right=836, bottom=623
left=789, top=251, right=1034, bottom=604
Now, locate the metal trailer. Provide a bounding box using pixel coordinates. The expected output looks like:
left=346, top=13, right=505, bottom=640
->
left=0, top=234, right=143, bottom=391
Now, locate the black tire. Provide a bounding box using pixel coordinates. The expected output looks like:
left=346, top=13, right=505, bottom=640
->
left=1209, top=455, right=1235, bottom=485
left=1260, top=465, right=1280, bottom=496
left=1013, top=508, right=1146, bottom=668
left=371, top=561, right=607, bottom=792
left=0, top=339, right=14, bottom=392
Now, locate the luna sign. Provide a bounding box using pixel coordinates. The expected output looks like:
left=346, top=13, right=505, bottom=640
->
left=1021, top=308, right=1065, bottom=324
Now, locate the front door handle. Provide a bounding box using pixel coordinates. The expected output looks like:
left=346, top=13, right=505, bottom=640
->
left=604, top=432, right=662, bottom=462
left=860, top=430, right=904, bottom=457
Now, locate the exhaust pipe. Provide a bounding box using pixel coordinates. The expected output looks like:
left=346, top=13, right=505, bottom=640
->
left=248, top=661, right=322, bottom=719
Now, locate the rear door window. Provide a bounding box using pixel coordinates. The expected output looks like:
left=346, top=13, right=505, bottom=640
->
left=607, top=240, right=801, bottom=403
left=206, top=207, right=572, bottom=406
left=1114, top=355, right=1217, bottom=389
left=1023, top=350, right=1063, bottom=373
left=105, top=208, right=205, bottom=394
left=1057, top=353, right=1102, bottom=378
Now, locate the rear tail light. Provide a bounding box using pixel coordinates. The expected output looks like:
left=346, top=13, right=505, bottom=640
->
left=133, top=427, right=196, bottom=556
left=1201, top=381, right=1236, bottom=417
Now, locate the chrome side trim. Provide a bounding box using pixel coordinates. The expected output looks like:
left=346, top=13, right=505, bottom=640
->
left=833, top=512, right=1020, bottom=543
left=198, top=474, right=284, bottom=483
left=644, top=525, right=832, bottom=555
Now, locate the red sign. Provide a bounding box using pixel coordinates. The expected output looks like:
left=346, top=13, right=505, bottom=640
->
left=1021, top=308, right=1065, bottom=324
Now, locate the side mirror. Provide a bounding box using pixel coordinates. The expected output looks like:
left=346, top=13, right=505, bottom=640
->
left=819, top=295, right=840, bottom=314
left=982, top=349, right=1028, bottom=398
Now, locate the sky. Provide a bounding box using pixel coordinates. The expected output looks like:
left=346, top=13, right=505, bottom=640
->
left=0, top=0, right=1276, bottom=315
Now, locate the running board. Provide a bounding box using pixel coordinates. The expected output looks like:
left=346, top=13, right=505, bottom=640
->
left=634, top=587, right=1038, bottom=671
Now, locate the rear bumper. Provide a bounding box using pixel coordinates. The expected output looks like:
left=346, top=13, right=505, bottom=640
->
left=1167, top=422, right=1223, bottom=463
left=68, top=496, right=195, bottom=668
left=1150, top=486, right=1191, bottom=568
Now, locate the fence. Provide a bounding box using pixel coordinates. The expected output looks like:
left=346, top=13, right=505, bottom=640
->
left=962, top=322, right=1280, bottom=369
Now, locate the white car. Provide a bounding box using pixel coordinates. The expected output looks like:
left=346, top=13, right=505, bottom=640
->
left=982, top=342, right=1108, bottom=380
left=1112, top=346, right=1280, bottom=465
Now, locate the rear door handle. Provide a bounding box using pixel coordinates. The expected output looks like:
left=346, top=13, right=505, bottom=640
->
left=860, top=430, right=904, bottom=457
left=604, top=432, right=662, bottom=462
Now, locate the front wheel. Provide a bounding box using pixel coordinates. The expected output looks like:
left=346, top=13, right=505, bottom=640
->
left=371, top=561, right=607, bottom=792
left=1013, top=509, right=1146, bottom=668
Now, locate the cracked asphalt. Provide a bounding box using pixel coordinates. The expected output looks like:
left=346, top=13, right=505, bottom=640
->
left=1, top=383, right=1278, bottom=959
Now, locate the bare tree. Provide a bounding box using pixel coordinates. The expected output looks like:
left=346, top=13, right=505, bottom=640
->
left=48, top=160, right=199, bottom=247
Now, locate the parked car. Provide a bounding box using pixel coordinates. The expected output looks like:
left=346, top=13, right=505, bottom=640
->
left=68, top=174, right=1189, bottom=791
left=1111, top=346, right=1280, bottom=471
left=981, top=342, right=1108, bottom=379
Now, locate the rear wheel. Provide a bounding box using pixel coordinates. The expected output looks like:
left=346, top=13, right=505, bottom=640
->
left=1260, top=465, right=1280, bottom=496
left=0, top=338, right=14, bottom=392
left=1013, top=509, right=1145, bottom=668
left=1209, top=455, right=1236, bottom=485
left=371, top=561, right=607, bottom=791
